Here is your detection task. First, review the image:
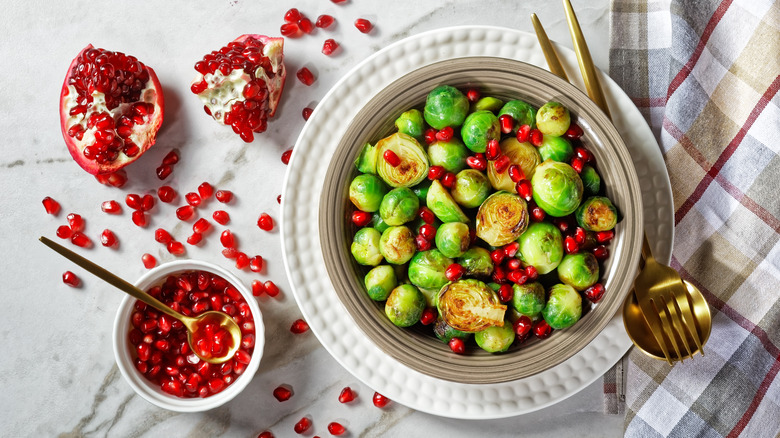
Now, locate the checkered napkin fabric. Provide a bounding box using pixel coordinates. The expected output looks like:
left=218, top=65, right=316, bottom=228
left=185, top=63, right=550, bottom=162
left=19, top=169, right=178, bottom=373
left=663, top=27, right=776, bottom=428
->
left=607, top=0, right=780, bottom=436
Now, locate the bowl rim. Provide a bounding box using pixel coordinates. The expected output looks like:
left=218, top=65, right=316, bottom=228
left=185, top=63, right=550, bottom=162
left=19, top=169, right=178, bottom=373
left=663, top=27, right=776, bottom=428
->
left=112, top=259, right=264, bottom=412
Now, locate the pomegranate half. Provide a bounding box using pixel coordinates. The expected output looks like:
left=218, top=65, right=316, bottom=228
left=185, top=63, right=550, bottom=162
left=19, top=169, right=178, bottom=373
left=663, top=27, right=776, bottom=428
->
left=60, top=45, right=164, bottom=175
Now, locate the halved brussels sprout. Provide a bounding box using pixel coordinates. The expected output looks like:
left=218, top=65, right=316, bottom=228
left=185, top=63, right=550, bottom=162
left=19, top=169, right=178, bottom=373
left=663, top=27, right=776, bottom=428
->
left=487, top=137, right=542, bottom=192
left=451, top=169, right=491, bottom=208
left=408, top=249, right=453, bottom=290
left=457, top=247, right=494, bottom=278
left=473, top=96, right=503, bottom=113
left=433, top=318, right=472, bottom=343
left=475, top=191, right=529, bottom=247
left=379, top=226, right=416, bottom=264
left=536, top=101, right=571, bottom=137
left=517, top=221, right=564, bottom=275
left=395, top=109, right=424, bottom=139
left=475, top=320, right=516, bottom=353
left=531, top=160, right=583, bottom=217
left=461, top=110, right=500, bottom=153
left=364, top=265, right=397, bottom=301
left=375, top=132, right=429, bottom=188
left=434, top=222, right=471, bottom=258
left=351, top=227, right=383, bottom=266
left=437, top=279, right=507, bottom=332
left=379, top=187, right=419, bottom=226
left=427, top=179, right=469, bottom=223
left=355, top=142, right=378, bottom=174
left=558, top=252, right=599, bottom=291
left=542, top=283, right=582, bottom=330
left=581, top=165, right=601, bottom=195
left=511, top=282, right=546, bottom=318
left=575, top=196, right=618, bottom=231
left=385, top=284, right=426, bottom=327
left=349, top=174, right=388, bottom=213
left=498, top=100, right=536, bottom=131
left=424, top=85, right=469, bottom=129
left=537, top=135, right=574, bottom=163
left=428, top=138, right=469, bottom=173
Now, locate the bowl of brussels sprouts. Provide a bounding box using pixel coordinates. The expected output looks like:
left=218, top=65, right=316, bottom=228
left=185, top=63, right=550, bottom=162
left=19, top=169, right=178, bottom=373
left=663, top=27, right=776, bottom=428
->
left=319, top=57, right=643, bottom=384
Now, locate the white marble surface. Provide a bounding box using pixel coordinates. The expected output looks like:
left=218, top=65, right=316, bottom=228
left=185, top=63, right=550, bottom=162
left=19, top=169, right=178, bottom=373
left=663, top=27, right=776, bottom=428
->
left=0, top=0, right=621, bottom=436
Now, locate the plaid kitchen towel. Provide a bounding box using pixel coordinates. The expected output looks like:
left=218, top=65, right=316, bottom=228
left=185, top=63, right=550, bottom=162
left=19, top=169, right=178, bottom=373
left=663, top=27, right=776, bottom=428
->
left=608, top=0, right=780, bottom=437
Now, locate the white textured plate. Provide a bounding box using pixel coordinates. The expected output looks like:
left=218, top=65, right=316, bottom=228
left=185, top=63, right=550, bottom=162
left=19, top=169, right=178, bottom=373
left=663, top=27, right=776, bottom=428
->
left=281, top=26, right=673, bottom=419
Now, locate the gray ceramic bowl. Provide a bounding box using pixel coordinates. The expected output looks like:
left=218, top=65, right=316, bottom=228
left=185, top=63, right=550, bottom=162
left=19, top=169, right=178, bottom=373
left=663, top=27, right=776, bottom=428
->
left=319, top=57, right=642, bottom=384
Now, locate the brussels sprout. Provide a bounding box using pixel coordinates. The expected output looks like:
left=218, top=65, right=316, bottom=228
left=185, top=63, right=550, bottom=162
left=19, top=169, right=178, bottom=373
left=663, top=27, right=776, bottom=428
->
left=427, top=180, right=469, bottom=223
left=413, top=180, right=431, bottom=204
left=451, top=169, right=491, bottom=208
left=354, top=142, right=378, bottom=174
left=457, top=247, right=494, bottom=278
left=385, top=284, right=426, bottom=327
left=395, top=109, right=424, bottom=138
left=536, top=101, right=571, bottom=137
left=475, top=191, right=529, bottom=247
left=428, top=138, right=469, bottom=173
left=511, top=282, right=546, bottom=318
left=575, top=196, right=618, bottom=231
left=542, top=283, right=582, bottom=330
left=379, top=226, right=416, bottom=264
left=424, top=85, right=469, bottom=129
left=408, top=249, right=453, bottom=290
left=437, top=279, right=507, bottom=332
left=558, top=252, right=599, bottom=291
left=434, top=222, right=471, bottom=258
left=461, top=110, right=501, bottom=153
left=379, top=187, right=419, bottom=226
left=487, top=137, right=542, bottom=192
left=419, top=287, right=439, bottom=308
left=433, top=318, right=472, bottom=343
left=349, top=174, right=388, bottom=213
left=475, top=320, right=516, bottom=353
left=531, top=160, right=584, bottom=217
left=350, top=227, right=383, bottom=266
left=375, top=133, right=429, bottom=188
left=498, top=100, right=536, bottom=130
left=538, top=135, right=574, bottom=163
left=370, top=213, right=390, bottom=233
left=364, top=265, right=397, bottom=301
left=474, top=96, right=504, bottom=113
left=517, top=221, right=564, bottom=275
left=581, top=165, right=601, bottom=195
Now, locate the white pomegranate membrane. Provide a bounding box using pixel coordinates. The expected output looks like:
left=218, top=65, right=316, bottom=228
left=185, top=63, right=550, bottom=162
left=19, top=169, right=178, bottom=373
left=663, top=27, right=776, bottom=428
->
left=128, top=270, right=254, bottom=398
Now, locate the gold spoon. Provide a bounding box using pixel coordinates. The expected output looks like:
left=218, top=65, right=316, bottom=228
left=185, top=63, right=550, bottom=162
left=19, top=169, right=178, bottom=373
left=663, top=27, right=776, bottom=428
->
left=40, top=236, right=241, bottom=364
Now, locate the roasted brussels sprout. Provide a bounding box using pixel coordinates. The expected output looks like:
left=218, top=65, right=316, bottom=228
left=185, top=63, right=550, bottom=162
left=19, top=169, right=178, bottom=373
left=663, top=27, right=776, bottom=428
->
left=437, top=279, right=507, bottom=332
left=413, top=180, right=431, bottom=203
left=424, top=85, right=469, bottom=129
left=385, top=284, right=426, bottom=327
left=434, top=222, right=471, bottom=258
left=427, top=179, right=469, bottom=223
left=433, top=318, right=472, bottom=343
left=419, top=287, right=439, bottom=308
left=581, top=165, right=601, bottom=195
left=350, top=227, right=383, bottom=266
left=558, top=252, right=599, bottom=291
left=461, top=110, right=500, bottom=153
left=375, top=132, right=429, bottom=188
left=536, top=101, right=571, bottom=137
left=370, top=213, right=390, bottom=233
left=511, top=282, right=546, bottom=318
left=487, top=137, right=542, bottom=192
left=531, top=160, right=584, bottom=217
left=575, top=196, right=618, bottom=231
left=379, top=226, right=416, bottom=264
left=364, top=265, right=397, bottom=301
left=395, top=109, right=424, bottom=139
left=451, top=169, right=491, bottom=208
left=498, top=100, right=536, bottom=130
left=457, top=247, right=494, bottom=278
left=475, top=191, right=529, bottom=247
left=408, top=249, right=453, bottom=290
left=517, top=221, right=564, bottom=274
left=355, top=142, right=378, bottom=174
left=473, top=96, right=503, bottom=113
left=542, top=283, right=582, bottom=330
left=475, top=320, right=516, bottom=353
left=537, top=135, right=574, bottom=163
left=379, top=187, right=419, bottom=226
left=349, top=174, right=388, bottom=213
left=428, top=138, right=468, bottom=173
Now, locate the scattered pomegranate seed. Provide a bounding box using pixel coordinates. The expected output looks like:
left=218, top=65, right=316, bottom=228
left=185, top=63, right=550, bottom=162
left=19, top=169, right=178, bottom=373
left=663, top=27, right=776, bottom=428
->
left=485, top=139, right=500, bottom=161
left=515, top=179, right=533, bottom=201
left=383, top=150, right=401, bottom=167
left=596, top=230, right=614, bottom=243
left=280, top=22, right=300, bottom=37
left=167, top=241, right=185, bottom=256
left=284, top=7, right=301, bottom=22
left=156, top=164, right=173, bottom=180
left=331, top=0, right=347, bottom=3
left=441, top=172, right=456, bottom=189
left=525, top=265, right=539, bottom=280
left=436, top=126, right=454, bottom=142
left=423, top=128, right=437, bottom=144
left=220, top=230, right=236, bottom=248
left=162, top=150, right=179, bottom=166
left=420, top=308, right=436, bottom=325
left=277, top=195, right=282, bottom=204
left=198, top=182, right=214, bottom=200
left=131, top=210, right=148, bottom=227
left=531, top=205, right=546, bottom=222
left=213, top=210, right=230, bottom=225
left=293, top=417, right=311, bottom=434
left=100, top=229, right=118, bottom=248
left=222, top=247, right=238, bottom=259
left=56, top=225, right=72, bottom=239
left=338, top=387, right=357, bottom=403
left=445, top=263, right=465, bottom=281
left=257, top=213, right=274, bottom=231
left=316, top=14, right=335, bottom=28
left=42, top=197, right=61, bottom=215
left=95, top=170, right=128, bottom=188
left=448, top=337, right=465, bottom=354
left=67, top=213, right=85, bottom=232
left=273, top=385, right=293, bottom=401
left=492, top=265, right=507, bottom=284
left=574, top=227, right=587, bottom=245
left=187, top=233, right=202, bottom=245
left=252, top=280, right=266, bottom=296
left=565, top=123, right=584, bottom=140
left=564, top=235, right=579, bottom=254
left=513, top=315, right=533, bottom=340
left=328, top=422, right=346, bottom=436
left=296, top=67, right=315, bottom=86
left=534, top=320, right=552, bottom=339
left=415, top=235, right=431, bottom=251
left=142, top=253, right=157, bottom=269
left=585, top=283, right=605, bottom=302
left=498, top=284, right=513, bottom=302
left=290, top=319, right=309, bottom=334
left=427, top=165, right=445, bottom=180
left=154, top=228, right=172, bottom=244
left=249, top=255, right=264, bottom=272
left=257, top=432, right=274, bottom=438
left=215, top=190, right=233, bottom=204
left=466, top=88, right=480, bottom=102
left=71, top=232, right=92, bottom=248
left=176, top=205, right=195, bottom=221
left=281, top=149, right=293, bottom=165
left=418, top=224, right=436, bottom=240
left=264, top=281, right=280, bottom=297
left=494, top=155, right=511, bottom=173
left=354, top=18, right=373, bottom=33
left=236, top=252, right=250, bottom=269
left=185, top=192, right=201, bottom=207
left=530, top=129, right=544, bottom=146
left=351, top=210, right=372, bottom=227
left=158, top=186, right=176, bottom=203
left=302, top=107, right=313, bottom=120
left=507, top=165, right=525, bottom=183
left=554, top=217, right=571, bottom=234
left=571, top=157, right=584, bottom=173
left=593, top=245, right=609, bottom=260
left=490, top=249, right=506, bottom=265
left=506, top=258, right=521, bottom=271
left=141, top=194, right=155, bottom=212
left=322, top=38, right=339, bottom=56
left=508, top=269, right=528, bottom=285
left=299, top=17, right=314, bottom=34
left=466, top=154, right=487, bottom=171
left=499, top=114, right=514, bottom=134
left=101, top=200, right=121, bottom=214
left=190, top=218, right=209, bottom=234
left=372, top=392, right=391, bottom=407
left=503, top=241, right=519, bottom=257
left=62, top=271, right=80, bottom=288
left=125, top=194, right=142, bottom=210
left=575, top=146, right=593, bottom=163
left=418, top=207, right=435, bottom=224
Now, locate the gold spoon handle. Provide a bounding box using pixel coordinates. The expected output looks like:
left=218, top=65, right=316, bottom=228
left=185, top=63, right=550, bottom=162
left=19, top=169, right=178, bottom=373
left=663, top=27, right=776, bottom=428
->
left=531, top=13, right=569, bottom=82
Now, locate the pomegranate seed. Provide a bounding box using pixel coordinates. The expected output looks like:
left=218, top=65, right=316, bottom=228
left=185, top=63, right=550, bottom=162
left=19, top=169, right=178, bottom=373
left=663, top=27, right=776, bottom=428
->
left=94, top=170, right=128, bottom=188
left=280, top=22, right=300, bottom=37
left=516, top=124, right=531, bottom=143
left=281, top=149, right=293, bottom=165
left=167, top=241, right=185, bottom=256
left=575, top=146, right=593, bottom=163
left=531, top=205, right=546, bottom=222
left=290, top=319, right=309, bottom=334
left=530, top=129, right=544, bottom=146
left=372, top=392, right=391, bottom=407
left=418, top=207, right=435, bottom=224
left=427, top=165, right=445, bottom=180
left=316, top=14, right=335, bottom=28
left=42, top=197, right=61, bottom=215
left=220, top=230, right=236, bottom=248
left=222, top=247, right=238, bottom=259
left=534, top=320, right=552, bottom=339
left=419, top=224, right=436, bottom=240
left=131, top=210, right=147, bottom=227
left=213, top=210, right=230, bottom=225
left=187, top=233, right=202, bottom=245
left=466, top=88, right=480, bottom=102
left=198, top=182, right=214, bottom=200
left=485, top=139, right=500, bottom=161
left=56, top=225, right=72, bottom=239
left=571, top=157, right=584, bottom=173
left=215, top=190, right=233, bottom=203
left=513, top=315, right=533, bottom=339
left=490, top=249, right=506, bottom=265
left=494, top=155, right=511, bottom=173
left=154, top=228, right=172, bottom=244
left=299, top=17, right=314, bottom=34
left=415, top=235, right=431, bottom=251
left=507, top=269, right=528, bottom=285
left=352, top=210, right=372, bottom=227
left=383, top=150, right=401, bottom=167
left=554, top=217, right=571, bottom=234
left=257, top=213, right=274, bottom=231
left=70, top=232, right=92, bottom=248
left=302, top=107, right=313, bottom=120
left=507, top=165, right=525, bottom=183
left=125, top=194, right=142, bottom=210
left=141, top=194, right=155, bottom=211
left=252, top=280, right=265, bottom=296
left=585, top=283, right=605, bottom=302
left=503, top=241, right=520, bottom=257
left=338, top=387, right=357, bottom=403
left=354, top=18, right=373, bottom=33
left=593, top=245, right=609, bottom=260
left=565, top=124, right=584, bottom=140
left=100, top=229, right=118, bottom=248
left=466, top=154, right=487, bottom=171
left=156, top=165, right=173, bottom=180
left=448, top=337, right=465, bottom=354
left=515, top=179, right=533, bottom=201
left=249, top=255, right=263, bottom=272
left=101, top=200, right=121, bottom=214
left=162, top=150, right=179, bottom=166
left=435, top=126, right=454, bottom=142
left=328, top=422, right=346, bottom=436
left=423, top=128, right=437, bottom=144
left=257, top=432, right=274, bottom=438
left=574, top=227, right=587, bottom=244
left=296, top=67, right=315, bottom=86
left=264, top=281, right=280, bottom=297
left=441, top=172, right=456, bottom=189
left=445, top=263, right=465, bottom=281
left=273, top=385, right=293, bottom=401
left=62, top=271, right=81, bottom=287
left=499, top=114, right=514, bottom=134
left=185, top=192, right=201, bottom=207
left=193, top=218, right=211, bottom=234
left=331, top=0, right=347, bottom=3
left=564, top=235, right=579, bottom=254
left=596, top=230, right=615, bottom=243
left=498, top=284, right=513, bottom=302
left=294, top=417, right=311, bottom=434
left=67, top=213, right=85, bottom=232
left=277, top=194, right=282, bottom=204
left=236, top=252, right=250, bottom=269
left=420, top=308, right=436, bottom=325
left=157, top=186, right=176, bottom=203
left=322, top=38, right=339, bottom=56
left=176, top=205, right=195, bottom=221
left=142, top=253, right=157, bottom=269
left=284, top=8, right=301, bottom=22
left=525, top=265, right=539, bottom=280
left=506, top=258, right=521, bottom=271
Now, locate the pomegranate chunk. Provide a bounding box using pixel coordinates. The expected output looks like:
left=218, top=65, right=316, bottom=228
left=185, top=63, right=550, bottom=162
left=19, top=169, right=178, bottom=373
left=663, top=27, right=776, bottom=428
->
left=273, top=385, right=293, bottom=401
left=290, top=319, right=309, bottom=334
left=339, top=387, right=357, bottom=403
left=296, top=67, right=315, bottom=86
left=62, top=271, right=81, bottom=288
left=42, top=197, right=61, bottom=215
left=354, top=18, right=373, bottom=33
